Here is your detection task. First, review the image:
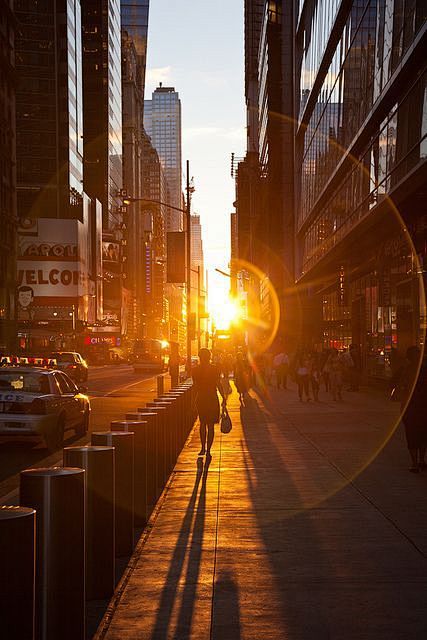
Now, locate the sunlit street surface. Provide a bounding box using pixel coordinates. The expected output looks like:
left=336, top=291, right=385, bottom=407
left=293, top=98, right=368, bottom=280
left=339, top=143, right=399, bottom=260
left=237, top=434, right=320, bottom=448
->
left=96, top=384, right=427, bottom=640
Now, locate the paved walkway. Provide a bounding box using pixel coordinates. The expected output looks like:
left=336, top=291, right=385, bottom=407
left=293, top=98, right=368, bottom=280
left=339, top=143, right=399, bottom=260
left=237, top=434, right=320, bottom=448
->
left=96, top=382, right=427, bottom=639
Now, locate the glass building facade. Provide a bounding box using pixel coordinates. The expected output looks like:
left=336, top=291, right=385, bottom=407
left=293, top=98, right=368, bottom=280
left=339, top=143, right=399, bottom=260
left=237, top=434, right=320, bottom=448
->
left=15, top=0, right=84, bottom=219
left=82, top=0, right=123, bottom=230
left=295, top=0, right=427, bottom=375
left=144, top=86, right=182, bottom=231
left=0, top=0, right=17, bottom=351
left=121, top=0, right=149, bottom=95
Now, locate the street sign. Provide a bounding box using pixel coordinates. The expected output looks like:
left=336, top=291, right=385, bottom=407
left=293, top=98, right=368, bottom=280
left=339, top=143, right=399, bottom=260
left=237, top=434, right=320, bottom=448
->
left=166, top=232, right=186, bottom=283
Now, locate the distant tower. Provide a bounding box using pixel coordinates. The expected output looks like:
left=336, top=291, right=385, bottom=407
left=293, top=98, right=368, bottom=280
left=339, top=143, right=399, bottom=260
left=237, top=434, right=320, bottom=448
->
left=144, top=85, right=182, bottom=231
left=121, top=0, right=150, bottom=100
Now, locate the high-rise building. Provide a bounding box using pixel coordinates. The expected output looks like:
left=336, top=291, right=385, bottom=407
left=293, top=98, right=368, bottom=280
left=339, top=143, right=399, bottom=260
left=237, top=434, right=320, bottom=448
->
left=294, top=0, right=427, bottom=375
left=0, top=0, right=17, bottom=352
left=14, top=0, right=99, bottom=353
left=82, top=0, right=123, bottom=231
left=144, top=85, right=182, bottom=230
left=236, top=1, right=296, bottom=345
left=121, top=30, right=144, bottom=340
left=257, top=1, right=294, bottom=311
left=121, top=0, right=149, bottom=98
left=15, top=0, right=85, bottom=219
left=82, top=0, right=125, bottom=336
left=141, top=130, right=169, bottom=339
left=244, top=0, right=264, bottom=154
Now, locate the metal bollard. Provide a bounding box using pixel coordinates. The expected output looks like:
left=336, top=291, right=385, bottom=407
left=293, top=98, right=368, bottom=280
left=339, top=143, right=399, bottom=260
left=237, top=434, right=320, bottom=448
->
left=153, top=399, right=177, bottom=467
left=157, top=374, right=164, bottom=396
left=146, top=402, right=173, bottom=475
left=63, top=447, right=115, bottom=600
left=20, top=467, right=85, bottom=640
left=163, top=392, right=186, bottom=446
left=0, top=506, right=36, bottom=640
left=110, top=420, right=148, bottom=526
left=144, top=404, right=169, bottom=483
left=91, top=431, right=134, bottom=557
left=134, top=410, right=161, bottom=508
left=159, top=393, right=183, bottom=454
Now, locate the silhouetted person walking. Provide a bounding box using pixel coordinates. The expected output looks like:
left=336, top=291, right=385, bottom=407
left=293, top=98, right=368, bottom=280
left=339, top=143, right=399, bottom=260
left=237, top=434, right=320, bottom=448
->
left=398, top=346, right=427, bottom=473
left=192, top=348, right=225, bottom=458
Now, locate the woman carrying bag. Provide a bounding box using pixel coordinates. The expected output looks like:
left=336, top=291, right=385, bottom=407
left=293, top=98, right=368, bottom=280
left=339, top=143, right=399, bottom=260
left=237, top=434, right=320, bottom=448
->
left=192, top=348, right=226, bottom=459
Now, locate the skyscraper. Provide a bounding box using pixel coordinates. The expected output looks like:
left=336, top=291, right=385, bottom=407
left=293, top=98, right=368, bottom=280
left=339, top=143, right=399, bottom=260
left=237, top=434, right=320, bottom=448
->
left=236, top=0, right=295, bottom=343
left=14, top=0, right=101, bottom=353
left=141, top=130, right=169, bottom=339
left=144, top=85, right=182, bottom=230
left=82, top=0, right=123, bottom=230
left=15, top=0, right=85, bottom=219
left=82, top=0, right=125, bottom=333
left=294, top=0, right=427, bottom=374
left=0, top=0, right=17, bottom=352
left=121, top=0, right=150, bottom=98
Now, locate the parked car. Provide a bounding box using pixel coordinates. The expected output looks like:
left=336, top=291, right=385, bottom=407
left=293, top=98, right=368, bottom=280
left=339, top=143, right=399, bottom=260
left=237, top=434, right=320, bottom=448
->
left=51, top=352, right=89, bottom=382
left=0, top=367, right=90, bottom=451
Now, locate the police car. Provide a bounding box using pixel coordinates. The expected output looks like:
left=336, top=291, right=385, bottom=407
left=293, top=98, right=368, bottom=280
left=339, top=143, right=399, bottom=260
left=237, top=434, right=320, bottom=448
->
left=0, top=365, right=90, bottom=451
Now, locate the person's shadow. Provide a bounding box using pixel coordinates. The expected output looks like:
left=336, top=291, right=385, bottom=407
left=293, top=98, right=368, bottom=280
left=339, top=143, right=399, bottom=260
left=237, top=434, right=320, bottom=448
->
left=152, top=456, right=210, bottom=639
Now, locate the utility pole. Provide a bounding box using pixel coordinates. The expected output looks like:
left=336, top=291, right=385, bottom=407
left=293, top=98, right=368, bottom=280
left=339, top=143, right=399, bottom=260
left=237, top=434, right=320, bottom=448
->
left=186, top=160, right=191, bottom=374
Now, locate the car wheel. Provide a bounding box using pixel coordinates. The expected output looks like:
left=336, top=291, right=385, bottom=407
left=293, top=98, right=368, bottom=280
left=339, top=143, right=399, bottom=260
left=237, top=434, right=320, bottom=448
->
left=76, top=410, right=89, bottom=436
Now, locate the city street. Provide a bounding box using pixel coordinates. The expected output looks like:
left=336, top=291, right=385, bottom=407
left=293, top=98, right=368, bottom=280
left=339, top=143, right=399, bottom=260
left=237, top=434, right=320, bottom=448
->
left=1, top=1, right=426, bottom=638
left=0, top=365, right=167, bottom=504
left=95, top=384, right=427, bottom=640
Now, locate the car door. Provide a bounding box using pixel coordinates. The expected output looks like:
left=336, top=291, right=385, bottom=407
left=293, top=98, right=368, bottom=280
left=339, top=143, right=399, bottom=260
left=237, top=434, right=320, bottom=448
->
left=61, top=373, right=85, bottom=425
left=53, top=373, right=76, bottom=428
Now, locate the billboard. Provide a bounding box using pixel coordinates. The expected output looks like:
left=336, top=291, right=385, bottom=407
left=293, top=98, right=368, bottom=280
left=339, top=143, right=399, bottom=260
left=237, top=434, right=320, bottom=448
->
left=102, top=241, right=120, bottom=263
left=167, top=232, right=186, bottom=283
left=17, top=218, right=90, bottom=314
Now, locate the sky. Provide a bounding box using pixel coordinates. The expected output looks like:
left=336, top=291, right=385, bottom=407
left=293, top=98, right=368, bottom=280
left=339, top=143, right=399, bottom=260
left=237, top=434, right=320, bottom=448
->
left=145, top=0, right=246, bottom=318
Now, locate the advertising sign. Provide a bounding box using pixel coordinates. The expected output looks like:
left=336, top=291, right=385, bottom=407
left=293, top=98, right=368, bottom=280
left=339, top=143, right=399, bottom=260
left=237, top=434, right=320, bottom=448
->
left=102, top=241, right=120, bottom=263
left=17, top=262, right=85, bottom=297
left=167, top=232, right=186, bottom=283
left=84, top=335, right=121, bottom=347
left=17, top=218, right=89, bottom=306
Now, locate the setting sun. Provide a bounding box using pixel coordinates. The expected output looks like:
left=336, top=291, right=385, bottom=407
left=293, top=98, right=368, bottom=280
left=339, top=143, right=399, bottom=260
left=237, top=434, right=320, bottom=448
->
left=209, top=290, right=241, bottom=330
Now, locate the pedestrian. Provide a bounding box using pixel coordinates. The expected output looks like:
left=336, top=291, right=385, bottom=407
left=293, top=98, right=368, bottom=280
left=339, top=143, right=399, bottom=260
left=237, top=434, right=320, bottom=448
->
left=234, top=351, right=250, bottom=405
left=192, top=348, right=226, bottom=459
left=273, top=350, right=289, bottom=389
left=219, top=353, right=232, bottom=397
left=296, top=352, right=311, bottom=402
left=320, top=348, right=331, bottom=392
left=346, top=343, right=361, bottom=391
left=310, top=353, right=321, bottom=401
left=398, top=346, right=427, bottom=473
left=264, top=351, right=273, bottom=386
left=327, top=348, right=344, bottom=401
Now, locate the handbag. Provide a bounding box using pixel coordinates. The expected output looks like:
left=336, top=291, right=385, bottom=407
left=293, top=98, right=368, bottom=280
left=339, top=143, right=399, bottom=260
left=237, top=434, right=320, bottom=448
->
left=220, top=407, right=232, bottom=434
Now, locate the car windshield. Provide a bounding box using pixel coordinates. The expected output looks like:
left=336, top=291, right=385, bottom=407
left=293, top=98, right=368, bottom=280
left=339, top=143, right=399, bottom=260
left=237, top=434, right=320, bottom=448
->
left=53, top=354, right=75, bottom=363
left=0, top=372, right=50, bottom=394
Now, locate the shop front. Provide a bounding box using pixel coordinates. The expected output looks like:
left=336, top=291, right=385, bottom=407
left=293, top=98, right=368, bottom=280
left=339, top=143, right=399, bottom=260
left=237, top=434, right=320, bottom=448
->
left=321, top=226, right=426, bottom=379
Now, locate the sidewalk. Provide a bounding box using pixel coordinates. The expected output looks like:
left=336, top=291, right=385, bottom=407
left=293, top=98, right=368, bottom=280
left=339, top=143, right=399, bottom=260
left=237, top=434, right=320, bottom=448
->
left=96, top=382, right=427, bottom=639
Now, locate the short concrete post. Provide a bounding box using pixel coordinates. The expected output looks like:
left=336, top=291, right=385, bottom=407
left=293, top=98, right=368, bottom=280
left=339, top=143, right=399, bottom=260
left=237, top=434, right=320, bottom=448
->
left=0, top=506, right=36, bottom=640
left=91, top=431, right=134, bottom=557
left=20, top=467, right=85, bottom=639
left=63, top=447, right=115, bottom=600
